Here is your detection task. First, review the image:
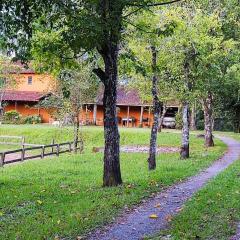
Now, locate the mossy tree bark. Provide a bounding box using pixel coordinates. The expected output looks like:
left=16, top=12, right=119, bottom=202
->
left=203, top=92, right=214, bottom=147
left=148, top=46, right=162, bottom=170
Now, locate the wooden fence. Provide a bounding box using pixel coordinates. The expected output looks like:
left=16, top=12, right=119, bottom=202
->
left=0, top=141, right=82, bottom=167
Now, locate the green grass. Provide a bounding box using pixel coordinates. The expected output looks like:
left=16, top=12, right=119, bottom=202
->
left=153, top=159, right=240, bottom=240
left=0, top=125, right=226, bottom=239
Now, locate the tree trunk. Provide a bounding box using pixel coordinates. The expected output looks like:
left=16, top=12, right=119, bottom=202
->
left=92, top=0, right=123, bottom=187
left=73, top=111, right=83, bottom=153
left=158, top=105, right=167, bottom=133
left=180, top=59, right=191, bottom=160
left=190, top=101, right=197, bottom=131
left=148, top=46, right=161, bottom=170
left=94, top=43, right=122, bottom=187
left=73, top=118, right=79, bottom=153
left=180, top=101, right=190, bottom=159
left=203, top=92, right=214, bottom=147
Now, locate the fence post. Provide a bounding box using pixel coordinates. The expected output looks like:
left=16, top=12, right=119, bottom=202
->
left=56, top=144, right=60, bottom=156
left=51, top=139, right=55, bottom=153
left=21, top=147, right=25, bottom=161
left=21, top=136, right=25, bottom=148
left=41, top=146, right=45, bottom=159
left=0, top=153, right=4, bottom=167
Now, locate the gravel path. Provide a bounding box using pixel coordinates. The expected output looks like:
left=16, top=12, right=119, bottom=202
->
left=88, top=136, right=240, bottom=240
left=230, top=223, right=240, bottom=240
left=93, top=146, right=180, bottom=154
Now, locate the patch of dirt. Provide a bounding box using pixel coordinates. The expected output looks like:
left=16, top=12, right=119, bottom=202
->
left=93, top=146, right=180, bottom=154
left=87, top=136, right=240, bottom=240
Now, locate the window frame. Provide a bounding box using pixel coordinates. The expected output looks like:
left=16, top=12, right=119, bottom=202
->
left=27, top=76, right=33, bottom=85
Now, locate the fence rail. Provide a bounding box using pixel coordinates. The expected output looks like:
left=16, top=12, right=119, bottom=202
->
left=0, top=141, right=82, bottom=167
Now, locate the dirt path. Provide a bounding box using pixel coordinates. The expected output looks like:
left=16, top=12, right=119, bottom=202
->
left=230, top=223, right=240, bottom=240
left=88, top=136, right=240, bottom=240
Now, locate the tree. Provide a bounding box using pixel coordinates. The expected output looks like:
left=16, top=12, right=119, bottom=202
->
left=1, top=0, right=181, bottom=186
left=121, top=11, right=177, bottom=168
left=0, top=56, right=18, bottom=121
left=31, top=32, right=98, bottom=152
left=58, top=68, right=98, bottom=153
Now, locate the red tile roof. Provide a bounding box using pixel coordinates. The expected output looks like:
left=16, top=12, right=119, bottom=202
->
left=1, top=91, right=46, bottom=102
left=96, top=86, right=147, bottom=106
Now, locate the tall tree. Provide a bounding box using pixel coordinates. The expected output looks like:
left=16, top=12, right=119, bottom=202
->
left=1, top=0, right=181, bottom=186
left=121, top=11, right=177, bottom=169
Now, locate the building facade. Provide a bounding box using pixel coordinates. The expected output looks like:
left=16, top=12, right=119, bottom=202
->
left=2, top=63, right=179, bottom=126
left=2, top=62, right=55, bottom=123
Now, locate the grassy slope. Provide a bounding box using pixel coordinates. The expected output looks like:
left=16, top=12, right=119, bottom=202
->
left=0, top=125, right=226, bottom=239
left=155, top=160, right=240, bottom=240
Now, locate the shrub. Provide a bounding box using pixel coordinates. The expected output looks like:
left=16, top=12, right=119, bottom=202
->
left=4, top=110, right=21, bottom=121
left=24, top=115, right=42, bottom=124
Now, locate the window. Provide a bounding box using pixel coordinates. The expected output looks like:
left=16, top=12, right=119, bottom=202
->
left=28, top=76, right=33, bottom=85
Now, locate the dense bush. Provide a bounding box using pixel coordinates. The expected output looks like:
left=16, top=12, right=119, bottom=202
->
left=3, top=111, right=42, bottom=124
left=24, top=115, right=42, bottom=124
left=4, top=110, right=20, bottom=121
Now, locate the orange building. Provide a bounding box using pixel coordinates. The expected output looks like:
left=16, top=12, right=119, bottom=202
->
left=2, top=62, right=55, bottom=123
left=2, top=62, right=179, bottom=126
left=81, top=87, right=179, bottom=128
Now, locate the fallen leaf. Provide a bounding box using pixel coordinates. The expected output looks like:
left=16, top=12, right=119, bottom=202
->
left=149, top=214, right=158, bottom=219
left=37, top=200, right=43, bottom=205
left=154, top=203, right=161, bottom=208
left=76, top=237, right=84, bottom=240
left=176, top=208, right=183, bottom=213
left=166, top=214, right=172, bottom=222
left=57, top=220, right=61, bottom=225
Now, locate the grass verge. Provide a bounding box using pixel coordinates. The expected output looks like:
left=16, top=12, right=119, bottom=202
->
left=0, top=126, right=226, bottom=239
left=153, top=160, right=240, bottom=240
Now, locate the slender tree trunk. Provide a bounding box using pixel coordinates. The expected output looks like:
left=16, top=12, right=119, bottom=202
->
left=158, top=105, right=167, bottom=133
left=180, top=60, right=191, bottom=159
left=190, top=101, right=197, bottom=131
left=203, top=92, right=214, bottom=147
left=148, top=46, right=161, bottom=170
left=73, top=112, right=81, bottom=153
left=180, top=101, right=190, bottom=159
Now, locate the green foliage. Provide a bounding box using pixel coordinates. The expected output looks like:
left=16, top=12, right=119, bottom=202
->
left=3, top=111, right=42, bottom=124
left=4, top=110, right=20, bottom=121
left=24, top=115, right=42, bottom=124
left=175, top=111, right=183, bottom=130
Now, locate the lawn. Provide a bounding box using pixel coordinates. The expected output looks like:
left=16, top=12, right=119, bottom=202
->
left=0, top=125, right=226, bottom=239
left=154, top=159, right=240, bottom=240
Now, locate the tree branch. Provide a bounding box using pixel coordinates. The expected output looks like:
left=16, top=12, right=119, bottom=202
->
left=127, top=0, right=182, bottom=7
left=93, top=68, right=107, bottom=84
